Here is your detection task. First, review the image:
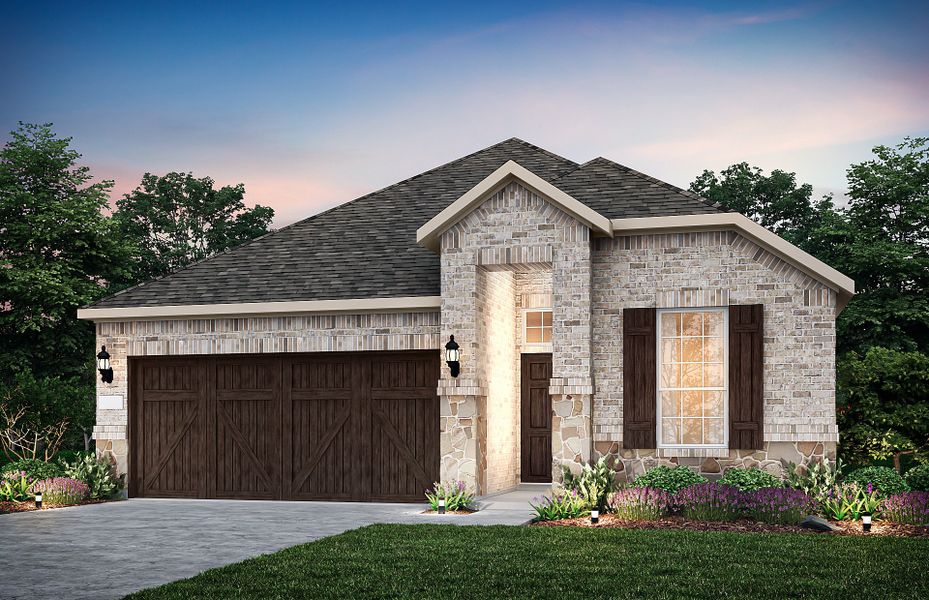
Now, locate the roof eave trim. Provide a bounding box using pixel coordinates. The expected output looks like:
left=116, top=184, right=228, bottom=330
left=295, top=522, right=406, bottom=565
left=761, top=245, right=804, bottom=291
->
left=416, top=160, right=613, bottom=252
left=77, top=296, right=443, bottom=321
left=610, top=214, right=856, bottom=311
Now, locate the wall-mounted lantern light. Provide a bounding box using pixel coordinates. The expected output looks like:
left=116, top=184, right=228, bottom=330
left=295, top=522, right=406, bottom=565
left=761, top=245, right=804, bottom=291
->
left=444, top=335, right=460, bottom=378
left=862, top=511, right=872, bottom=533
left=97, top=346, right=113, bottom=384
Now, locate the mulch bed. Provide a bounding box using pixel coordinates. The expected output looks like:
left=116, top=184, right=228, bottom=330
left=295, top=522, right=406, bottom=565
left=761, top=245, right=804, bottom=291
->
left=0, top=499, right=111, bottom=514
left=533, top=514, right=929, bottom=538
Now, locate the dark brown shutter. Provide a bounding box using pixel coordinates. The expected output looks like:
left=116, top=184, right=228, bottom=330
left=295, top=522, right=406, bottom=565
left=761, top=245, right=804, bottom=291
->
left=623, top=308, right=656, bottom=449
left=729, top=304, right=764, bottom=449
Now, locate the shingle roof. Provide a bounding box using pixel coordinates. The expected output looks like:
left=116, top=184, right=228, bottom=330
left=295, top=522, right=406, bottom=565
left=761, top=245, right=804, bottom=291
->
left=89, top=138, right=723, bottom=309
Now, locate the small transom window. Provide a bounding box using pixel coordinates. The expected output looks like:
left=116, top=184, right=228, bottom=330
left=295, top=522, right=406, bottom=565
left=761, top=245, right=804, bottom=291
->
left=657, top=308, right=728, bottom=448
left=524, top=309, right=552, bottom=344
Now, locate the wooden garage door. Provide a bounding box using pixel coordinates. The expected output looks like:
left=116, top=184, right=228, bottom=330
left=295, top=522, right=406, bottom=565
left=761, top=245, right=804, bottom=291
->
left=131, top=351, right=438, bottom=502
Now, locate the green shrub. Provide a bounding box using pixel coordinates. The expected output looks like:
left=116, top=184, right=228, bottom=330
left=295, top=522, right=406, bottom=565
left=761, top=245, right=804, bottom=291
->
left=820, top=483, right=882, bottom=521
left=632, top=465, right=707, bottom=493
left=562, top=456, right=617, bottom=510
left=719, top=467, right=782, bottom=491
left=0, top=471, right=35, bottom=502
left=904, top=464, right=929, bottom=492
left=530, top=488, right=586, bottom=521
left=425, top=481, right=475, bottom=512
left=1, top=458, right=63, bottom=482
left=846, top=466, right=909, bottom=497
left=61, top=453, right=125, bottom=499
left=783, top=458, right=843, bottom=502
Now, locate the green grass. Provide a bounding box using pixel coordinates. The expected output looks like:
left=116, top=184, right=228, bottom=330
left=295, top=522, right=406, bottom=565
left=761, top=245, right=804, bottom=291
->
left=127, top=524, right=928, bottom=600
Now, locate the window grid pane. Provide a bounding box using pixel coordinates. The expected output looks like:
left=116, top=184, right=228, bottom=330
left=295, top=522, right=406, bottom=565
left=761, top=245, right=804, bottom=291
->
left=525, top=310, right=552, bottom=345
left=658, top=310, right=726, bottom=446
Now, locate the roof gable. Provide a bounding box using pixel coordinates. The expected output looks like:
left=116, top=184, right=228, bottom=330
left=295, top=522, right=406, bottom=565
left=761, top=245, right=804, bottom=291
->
left=416, top=160, right=613, bottom=251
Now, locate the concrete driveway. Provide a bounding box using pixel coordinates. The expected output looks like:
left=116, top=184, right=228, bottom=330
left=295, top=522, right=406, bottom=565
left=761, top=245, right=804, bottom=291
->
left=1, top=492, right=536, bottom=600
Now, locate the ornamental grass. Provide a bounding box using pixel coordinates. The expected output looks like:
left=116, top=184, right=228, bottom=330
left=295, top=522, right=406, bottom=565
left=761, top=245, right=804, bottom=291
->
left=609, top=487, right=673, bottom=520
left=881, top=491, right=929, bottom=525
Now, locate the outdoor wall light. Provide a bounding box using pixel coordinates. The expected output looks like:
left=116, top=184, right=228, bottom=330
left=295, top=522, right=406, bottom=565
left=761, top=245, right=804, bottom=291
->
left=35, top=492, right=43, bottom=509
left=590, top=509, right=599, bottom=525
left=97, top=345, right=113, bottom=384
left=438, top=498, right=446, bottom=515
left=862, top=512, right=872, bottom=533
left=444, top=335, right=460, bottom=378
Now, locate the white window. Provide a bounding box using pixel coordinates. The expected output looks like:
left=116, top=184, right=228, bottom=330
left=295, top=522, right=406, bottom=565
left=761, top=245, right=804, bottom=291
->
left=523, top=309, right=552, bottom=346
left=657, top=308, right=728, bottom=448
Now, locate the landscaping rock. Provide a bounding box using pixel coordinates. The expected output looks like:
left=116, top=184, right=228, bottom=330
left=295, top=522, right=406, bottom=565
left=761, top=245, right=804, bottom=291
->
left=800, top=516, right=840, bottom=532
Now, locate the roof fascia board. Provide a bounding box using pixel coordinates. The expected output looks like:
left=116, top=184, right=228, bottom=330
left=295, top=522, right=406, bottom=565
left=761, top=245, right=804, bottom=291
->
left=77, top=296, right=443, bottom=322
left=416, top=160, right=612, bottom=251
left=610, top=213, right=855, bottom=311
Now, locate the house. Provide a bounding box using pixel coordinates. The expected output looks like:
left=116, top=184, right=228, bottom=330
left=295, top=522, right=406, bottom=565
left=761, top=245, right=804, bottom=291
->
left=77, top=138, right=854, bottom=502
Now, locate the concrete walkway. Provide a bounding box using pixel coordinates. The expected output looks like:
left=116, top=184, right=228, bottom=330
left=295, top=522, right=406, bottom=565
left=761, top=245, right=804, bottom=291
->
left=1, top=488, right=538, bottom=600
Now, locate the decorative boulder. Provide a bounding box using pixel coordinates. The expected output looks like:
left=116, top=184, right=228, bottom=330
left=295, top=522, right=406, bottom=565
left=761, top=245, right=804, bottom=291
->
left=800, top=516, right=840, bottom=532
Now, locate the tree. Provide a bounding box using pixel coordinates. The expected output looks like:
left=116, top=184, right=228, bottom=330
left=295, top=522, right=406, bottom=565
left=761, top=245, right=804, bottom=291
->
left=0, top=122, right=133, bottom=380
left=689, top=162, right=838, bottom=253
left=837, top=347, right=929, bottom=471
left=835, top=137, right=929, bottom=354
left=114, top=172, right=274, bottom=282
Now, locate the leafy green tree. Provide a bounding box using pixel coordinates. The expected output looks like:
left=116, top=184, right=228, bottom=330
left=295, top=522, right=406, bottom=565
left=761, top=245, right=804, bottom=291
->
left=114, top=172, right=274, bottom=282
left=837, top=347, right=929, bottom=471
left=836, top=137, right=929, bottom=354
left=689, top=162, right=837, bottom=253
left=0, top=122, right=133, bottom=380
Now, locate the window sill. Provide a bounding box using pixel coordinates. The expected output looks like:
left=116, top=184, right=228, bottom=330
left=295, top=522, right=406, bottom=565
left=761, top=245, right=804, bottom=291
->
left=657, top=447, right=731, bottom=458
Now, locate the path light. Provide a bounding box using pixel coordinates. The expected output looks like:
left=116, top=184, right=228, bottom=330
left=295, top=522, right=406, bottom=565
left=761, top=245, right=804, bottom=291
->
left=97, top=346, right=114, bottom=384
left=862, top=512, right=872, bottom=533
left=444, top=335, right=460, bottom=378
left=590, top=509, right=599, bottom=525
left=438, top=498, right=446, bottom=514
left=35, top=492, right=43, bottom=509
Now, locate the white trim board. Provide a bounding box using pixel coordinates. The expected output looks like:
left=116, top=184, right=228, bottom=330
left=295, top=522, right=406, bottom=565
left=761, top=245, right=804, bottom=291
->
left=416, top=160, right=613, bottom=251
left=611, top=213, right=855, bottom=310
left=77, top=296, right=443, bottom=321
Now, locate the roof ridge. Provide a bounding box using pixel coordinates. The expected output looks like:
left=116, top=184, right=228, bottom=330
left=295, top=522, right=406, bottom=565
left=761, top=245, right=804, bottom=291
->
left=86, top=137, right=575, bottom=308
left=581, top=156, right=725, bottom=212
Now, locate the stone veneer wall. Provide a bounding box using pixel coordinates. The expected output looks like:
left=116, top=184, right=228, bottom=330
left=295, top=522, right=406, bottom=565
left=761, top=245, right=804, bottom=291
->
left=479, top=270, right=519, bottom=493
left=590, top=230, right=838, bottom=481
left=94, top=312, right=442, bottom=478
left=438, top=181, right=594, bottom=492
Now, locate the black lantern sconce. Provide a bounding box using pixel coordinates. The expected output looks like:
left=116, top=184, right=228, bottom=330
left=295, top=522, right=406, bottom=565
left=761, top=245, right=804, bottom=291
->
left=97, top=346, right=113, bottom=384
left=445, top=335, right=461, bottom=378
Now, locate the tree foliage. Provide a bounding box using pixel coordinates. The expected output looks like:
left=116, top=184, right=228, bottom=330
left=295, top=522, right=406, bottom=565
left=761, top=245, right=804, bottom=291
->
left=837, top=347, right=929, bottom=469
left=114, top=172, right=274, bottom=282
left=0, top=122, right=134, bottom=380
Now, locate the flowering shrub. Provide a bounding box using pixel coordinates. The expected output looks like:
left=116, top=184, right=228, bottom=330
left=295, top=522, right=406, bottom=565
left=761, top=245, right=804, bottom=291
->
left=675, top=483, right=744, bottom=521
left=720, top=467, right=782, bottom=491
left=0, top=471, right=35, bottom=502
left=62, top=453, right=125, bottom=499
left=744, top=487, right=815, bottom=525
left=1, top=459, right=63, bottom=482
left=425, top=480, right=475, bottom=512
left=881, top=492, right=929, bottom=525
left=783, top=458, right=843, bottom=502
left=562, top=456, right=616, bottom=510
left=530, top=488, right=586, bottom=521
left=632, top=465, right=707, bottom=493
left=820, top=483, right=881, bottom=520
left=846, top=466, right=909, bottom=497
left=609, top=487, right=672, bottom=520
left=31, top=477, right=89, bottom=505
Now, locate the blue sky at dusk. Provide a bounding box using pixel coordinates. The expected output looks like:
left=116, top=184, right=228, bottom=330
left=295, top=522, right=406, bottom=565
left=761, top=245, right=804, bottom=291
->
left=3, top=1, right=928, bottom=226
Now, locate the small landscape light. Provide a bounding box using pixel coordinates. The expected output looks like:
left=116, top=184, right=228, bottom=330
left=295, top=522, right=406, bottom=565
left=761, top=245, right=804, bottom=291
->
left=444, top=335, right=460, bottom=378
left=97, top=345, right=114, bottom=384
left=438, top=498, right=446, bottom=514
left=590, top=509, right=599, bottom=525
left=862, top=512, right=872, bottom=533
left=35, top=492, right=43, bottom=509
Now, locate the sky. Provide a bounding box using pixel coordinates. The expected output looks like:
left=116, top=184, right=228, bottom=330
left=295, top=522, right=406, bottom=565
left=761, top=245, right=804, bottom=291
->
left=3, top=0, right=929, bottom=226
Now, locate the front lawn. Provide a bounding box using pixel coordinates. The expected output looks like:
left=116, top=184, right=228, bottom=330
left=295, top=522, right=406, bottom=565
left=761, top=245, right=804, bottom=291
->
left=127, top=524, right=927, bottom=599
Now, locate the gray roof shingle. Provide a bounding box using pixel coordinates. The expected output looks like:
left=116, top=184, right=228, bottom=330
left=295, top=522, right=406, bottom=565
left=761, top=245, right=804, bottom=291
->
left=89, top=138, right=723, bottom=309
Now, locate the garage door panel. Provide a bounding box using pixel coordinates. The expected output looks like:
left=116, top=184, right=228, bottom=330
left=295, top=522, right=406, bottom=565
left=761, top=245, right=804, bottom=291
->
left=214, top=360, right=281, bottom=499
